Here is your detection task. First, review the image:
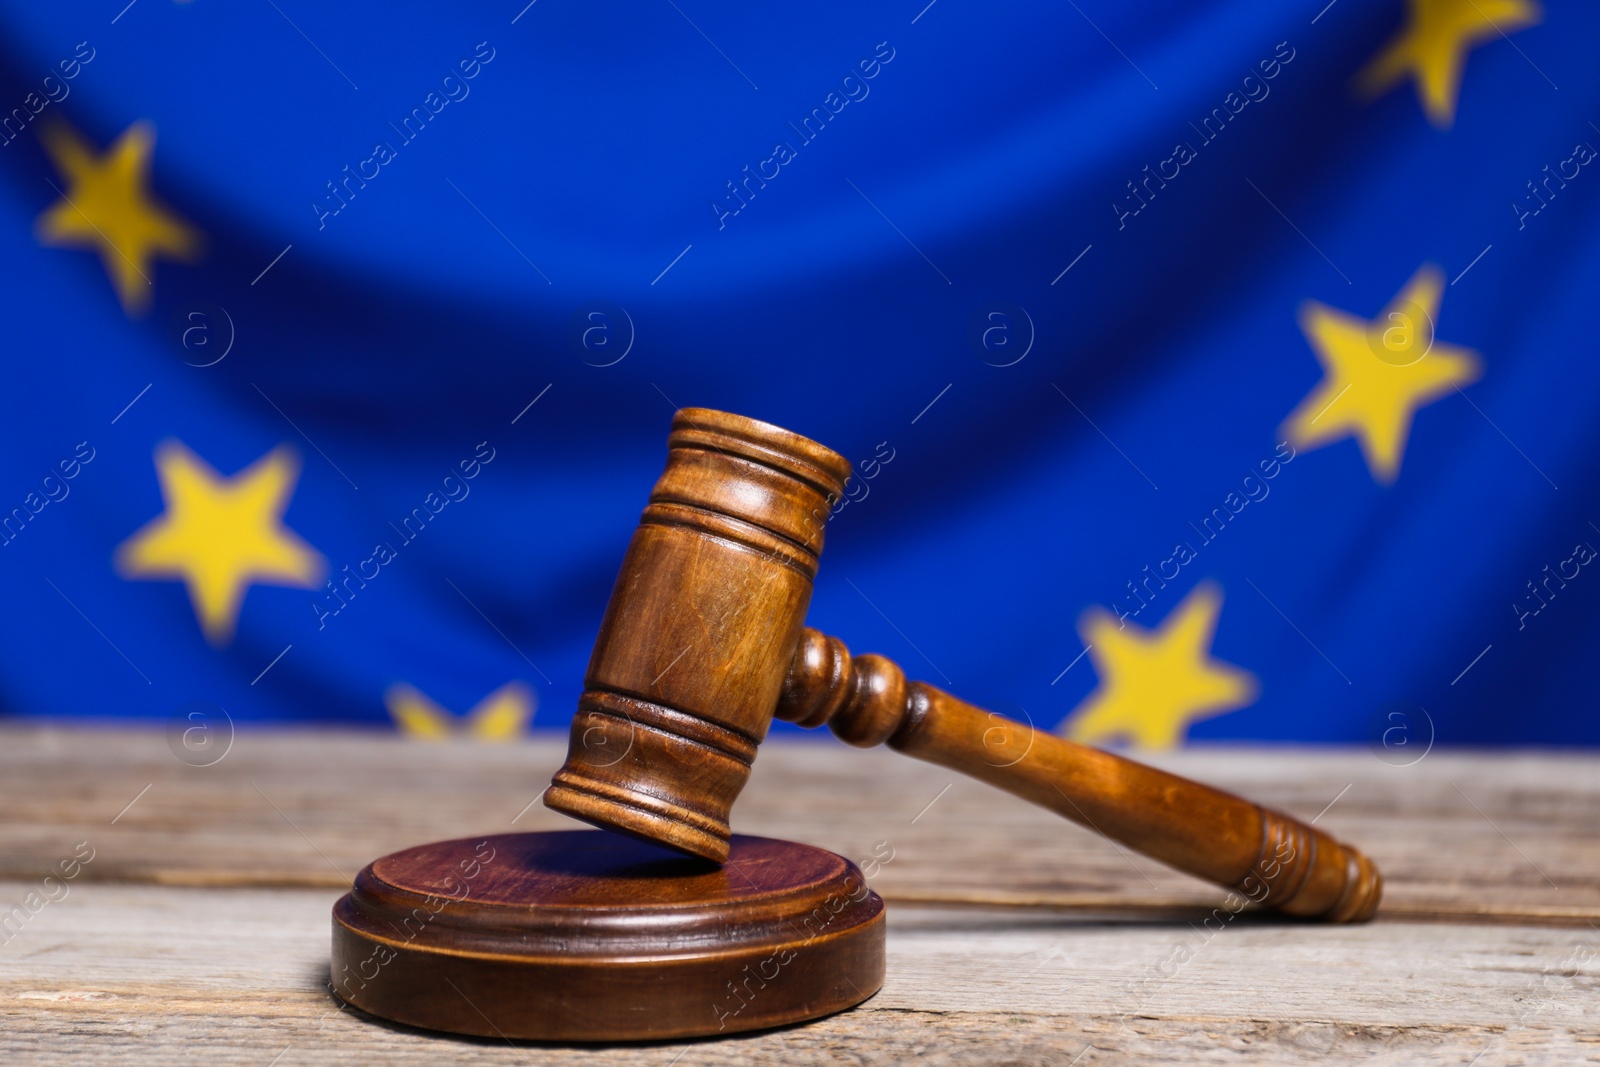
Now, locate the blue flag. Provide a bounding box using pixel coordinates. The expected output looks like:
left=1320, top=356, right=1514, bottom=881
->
left=0, top=0, right=1595, bottom=748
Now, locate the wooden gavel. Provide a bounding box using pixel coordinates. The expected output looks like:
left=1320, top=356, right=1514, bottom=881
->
left=546, top=409, right=1380, bottom=922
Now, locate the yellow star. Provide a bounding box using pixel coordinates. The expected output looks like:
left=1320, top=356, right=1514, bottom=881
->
left=35, top=119, right=202, bottom=314
left=115, top=442, right=325, bottom=646
left=385, top=682, right=537, bottom=741
left=1063, top=582, right=1258, bottom=750
left=1282, top=265, right=1481, bottom=484
left=1354, top=0, right=1541, bottom=128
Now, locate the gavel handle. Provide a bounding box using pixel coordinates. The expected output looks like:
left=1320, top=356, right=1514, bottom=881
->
left=776, top=629, right=1381, bottom=922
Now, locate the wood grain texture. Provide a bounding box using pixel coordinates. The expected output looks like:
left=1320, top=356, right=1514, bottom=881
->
left=778, top=627, right=1380, bottom=920
left=1, top=727, right=1593, bottom=925
left=1, top=883, right=1595, bottom=1066
left=2, top=726, right=1597, bottom=1062
left=547, top=409, right=855, bottom=863
left=544, top=409, right=1377, bottom=920
left=330, top=832, right=885, bottom=1040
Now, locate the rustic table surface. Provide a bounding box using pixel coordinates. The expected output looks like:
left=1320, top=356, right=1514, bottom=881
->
left=1, top=725, right=1595, bottom=1065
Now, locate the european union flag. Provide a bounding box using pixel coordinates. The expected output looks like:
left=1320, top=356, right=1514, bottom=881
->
left=1, top=0, right=1595, bottom=747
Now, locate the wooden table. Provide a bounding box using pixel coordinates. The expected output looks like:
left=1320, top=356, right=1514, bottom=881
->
left=1, top=726, right=1595, bottom=1064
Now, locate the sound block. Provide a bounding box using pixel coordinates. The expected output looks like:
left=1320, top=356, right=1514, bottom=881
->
left=331, top=830, right=885, bottom=1041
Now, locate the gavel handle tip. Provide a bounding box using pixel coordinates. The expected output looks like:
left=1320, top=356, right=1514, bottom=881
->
left=778, top=630, right=1386, bottom=922
left=1332, top=848, right=1383, bottom=923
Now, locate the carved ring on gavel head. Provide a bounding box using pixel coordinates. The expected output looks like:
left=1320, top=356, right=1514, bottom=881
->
left=545, top=408, right=1382, bottom=923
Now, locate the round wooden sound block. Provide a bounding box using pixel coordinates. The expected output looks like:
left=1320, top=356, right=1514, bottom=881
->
left=330, top=831, right=885, bottom=1041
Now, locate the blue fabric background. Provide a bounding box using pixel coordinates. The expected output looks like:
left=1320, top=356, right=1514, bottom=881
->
left=0, top=0, right=1595, bottom=744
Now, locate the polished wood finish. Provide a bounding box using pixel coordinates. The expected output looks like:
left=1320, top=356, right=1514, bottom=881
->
left=778, top=629, right=1380, bottom=921
left=547, top=408, right=1380, bottom=921
left=330, top=831, right=884, bottom=1040
left=545, top=409, right=853, bottom=861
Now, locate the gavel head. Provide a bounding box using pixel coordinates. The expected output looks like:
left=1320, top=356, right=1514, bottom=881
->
left=544, top=408, right=853, bottom=863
